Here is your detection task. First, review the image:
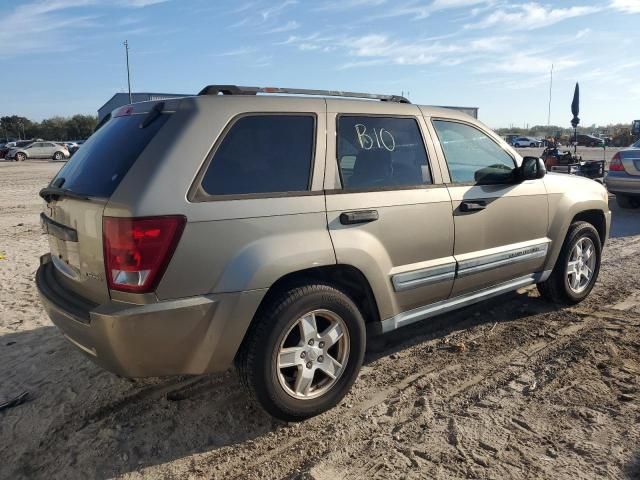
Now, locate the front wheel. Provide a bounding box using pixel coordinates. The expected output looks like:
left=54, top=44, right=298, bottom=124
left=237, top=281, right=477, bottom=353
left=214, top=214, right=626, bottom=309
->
left=236, top=283, right=366, bottom=421
left=16, top=152, right=26, bottom=161
left=537, top=221, right=601, bottom=304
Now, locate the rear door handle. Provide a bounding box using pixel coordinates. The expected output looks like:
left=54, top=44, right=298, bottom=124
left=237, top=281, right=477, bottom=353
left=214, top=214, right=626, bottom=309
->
left=460, top=200, right=486, bottom=212
left=340, top=210, right=379, bottom=225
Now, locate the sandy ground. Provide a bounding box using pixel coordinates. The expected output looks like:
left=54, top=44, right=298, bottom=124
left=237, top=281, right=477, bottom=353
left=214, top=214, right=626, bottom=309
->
left=0, top=159, right=638, bottom=480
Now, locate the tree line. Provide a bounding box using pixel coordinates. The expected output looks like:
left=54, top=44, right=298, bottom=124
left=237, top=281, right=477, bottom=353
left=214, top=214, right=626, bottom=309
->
left=1, top=115, right=98, bottom=142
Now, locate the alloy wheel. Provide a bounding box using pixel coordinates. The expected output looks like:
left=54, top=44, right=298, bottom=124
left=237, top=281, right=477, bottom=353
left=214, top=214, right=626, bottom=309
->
left=566, top=237, right=596, bottom=294
left=276, top=309, right=350, bottom=400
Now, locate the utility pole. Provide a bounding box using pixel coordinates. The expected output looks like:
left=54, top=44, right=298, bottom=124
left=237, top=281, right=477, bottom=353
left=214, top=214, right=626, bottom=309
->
left=547, top=63, right=554, bottom=126
left=124, top=40, right=132, bottom=104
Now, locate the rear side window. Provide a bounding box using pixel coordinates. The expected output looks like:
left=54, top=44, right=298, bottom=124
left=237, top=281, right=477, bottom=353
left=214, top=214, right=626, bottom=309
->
left=52, top=113, right=170, bottom=197
left=337, top=116, right=432, bottom=190
left=201, top=115, right=315, bottom=196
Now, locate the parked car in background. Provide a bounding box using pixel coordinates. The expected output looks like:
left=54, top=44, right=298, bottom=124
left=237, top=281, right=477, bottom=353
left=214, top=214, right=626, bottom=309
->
left=513, top=136, right=542, bottom=147
left=67, top=140, right=85, bottom=156
left=575, top=134, right=605, bottom=147
left=1, top=140, right=36, bottom=159
left=606, top=139, right=640, bottom=208
left=37, top=85, right=610, bottom=421
left=7, top=141, right=69, bottom=161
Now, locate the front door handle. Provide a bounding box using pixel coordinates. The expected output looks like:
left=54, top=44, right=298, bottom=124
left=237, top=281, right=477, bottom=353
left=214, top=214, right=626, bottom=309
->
left=340, top=210, right=379, bottom=225
left=460, top=200, right=487, bottom=212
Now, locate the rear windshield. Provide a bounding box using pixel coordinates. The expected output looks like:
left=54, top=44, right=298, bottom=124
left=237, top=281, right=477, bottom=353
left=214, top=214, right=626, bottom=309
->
left=51, top=113, right=170, bottom=198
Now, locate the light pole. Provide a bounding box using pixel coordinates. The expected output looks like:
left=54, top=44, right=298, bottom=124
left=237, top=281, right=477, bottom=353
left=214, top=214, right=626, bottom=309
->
left=124, top=40, right=132, bottom=104
left=547, top=63, right=553, bottom=126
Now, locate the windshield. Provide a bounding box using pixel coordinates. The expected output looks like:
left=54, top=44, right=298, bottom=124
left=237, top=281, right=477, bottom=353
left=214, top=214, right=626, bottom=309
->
left=51, top=112, right=170, bottom=198
left=632, top=139, right=640, bottom=148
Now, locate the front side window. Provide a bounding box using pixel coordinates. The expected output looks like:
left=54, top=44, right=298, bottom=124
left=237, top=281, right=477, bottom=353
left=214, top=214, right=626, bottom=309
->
left=337, top=116, right=432, bottom=190
left=201, top=115, right=315, bottom=196
left=432, top=120, right=516, bottom=184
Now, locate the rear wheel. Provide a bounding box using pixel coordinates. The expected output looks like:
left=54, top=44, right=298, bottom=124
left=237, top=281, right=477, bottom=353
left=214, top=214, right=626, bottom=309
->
left=53, top=151, right=64, bottom=161
left=537, top=221, right=601, bottom=304
left=616, top=194, right=639, bottom=209
left=236, top=283, right=366, bottom=421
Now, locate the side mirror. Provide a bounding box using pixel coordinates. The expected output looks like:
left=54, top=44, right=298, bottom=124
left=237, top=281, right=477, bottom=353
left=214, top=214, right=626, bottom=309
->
left=520, top=156, right=546, bottom=181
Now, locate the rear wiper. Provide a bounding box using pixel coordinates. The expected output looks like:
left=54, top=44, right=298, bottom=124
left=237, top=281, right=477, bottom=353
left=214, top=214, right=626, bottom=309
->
left=39, top=186, right=90, bottom=202
left=140, top=101, right=165, bottom=129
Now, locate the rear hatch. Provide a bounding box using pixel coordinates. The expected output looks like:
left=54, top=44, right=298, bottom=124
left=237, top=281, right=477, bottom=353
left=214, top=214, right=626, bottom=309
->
left=40, top=102, right=172, bottom=304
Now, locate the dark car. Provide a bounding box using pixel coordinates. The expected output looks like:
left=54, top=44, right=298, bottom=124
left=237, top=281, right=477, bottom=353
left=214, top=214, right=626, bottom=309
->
left=575, top=134, right=605, bottom=147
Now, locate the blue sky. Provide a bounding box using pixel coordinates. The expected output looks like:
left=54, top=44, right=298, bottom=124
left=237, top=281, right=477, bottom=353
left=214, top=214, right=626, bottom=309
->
left=0, top=0, right=639, bottom=128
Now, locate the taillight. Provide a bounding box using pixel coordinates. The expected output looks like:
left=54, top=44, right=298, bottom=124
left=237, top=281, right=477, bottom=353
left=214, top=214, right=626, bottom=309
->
left=609, top=152, right=625, bottom=172
left=103, top=216, right=185, bottom=293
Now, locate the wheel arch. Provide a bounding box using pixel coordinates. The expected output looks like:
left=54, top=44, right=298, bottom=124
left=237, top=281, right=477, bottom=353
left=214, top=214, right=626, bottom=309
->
left=251, top=264, right=381, bottom=326
left=545, top=202, right=609, bottom=272
left=234, top=264, right=381, bottom=364
left=572, top=209, right=606, bottom=246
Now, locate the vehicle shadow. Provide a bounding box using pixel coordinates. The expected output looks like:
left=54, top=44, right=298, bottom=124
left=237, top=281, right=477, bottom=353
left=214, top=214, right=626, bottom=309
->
left=625, top=453, right=640, bottom=479
left=364, top=287, right=561, bottom=362
left=609, top=196, right=640, bottom=239
left=0, top=287, right=562, bottom=479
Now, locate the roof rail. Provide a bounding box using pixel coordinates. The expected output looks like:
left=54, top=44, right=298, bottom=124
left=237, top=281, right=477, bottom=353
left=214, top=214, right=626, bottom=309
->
left=197, top=85, right=411, bottom=104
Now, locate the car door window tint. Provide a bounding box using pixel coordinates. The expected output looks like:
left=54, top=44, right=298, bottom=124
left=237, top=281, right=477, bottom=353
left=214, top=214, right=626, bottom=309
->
left=337, top=116, right=431, bottom=189
left=432, top=120, right=516, bottom=184
left=201, top=115, right=315, bottom=196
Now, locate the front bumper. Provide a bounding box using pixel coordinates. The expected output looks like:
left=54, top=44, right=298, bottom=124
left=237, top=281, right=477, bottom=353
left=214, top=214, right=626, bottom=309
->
left=605, top=172, right=640, bottom=195
left=36, top=254, right=265, bottom=377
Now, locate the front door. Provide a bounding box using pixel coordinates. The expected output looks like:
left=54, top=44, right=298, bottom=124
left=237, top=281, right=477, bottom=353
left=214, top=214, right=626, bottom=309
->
left=429, top=118, right=549, bottom=297
left=26, top=142, right=43, bottom=158
left=324, top=101, right=455, bottom=324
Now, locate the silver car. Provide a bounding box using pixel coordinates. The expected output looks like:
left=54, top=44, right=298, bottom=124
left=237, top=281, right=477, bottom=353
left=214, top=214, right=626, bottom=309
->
left=36, top=85, right=610, bottom=421
left=8, top=141, right=69, bottom=161
left=605, top=139, right=640, bottom=208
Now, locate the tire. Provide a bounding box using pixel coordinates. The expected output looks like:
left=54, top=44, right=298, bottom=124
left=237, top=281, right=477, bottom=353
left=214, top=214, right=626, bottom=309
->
left=530, top=143, right=536, bottom=147
left=53, top=151, right=64, bottom=161
left=616, top=194, right=639, bottom=209
left=16, top=152, right=26, bottom=162
left=537, top=221, right=601, bottom=304
left=236, top=283, right=366, bottom=422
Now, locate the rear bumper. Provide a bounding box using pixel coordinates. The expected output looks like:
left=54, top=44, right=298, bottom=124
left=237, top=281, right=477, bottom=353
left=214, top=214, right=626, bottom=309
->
left=605, top=172, right=640, bottom=195
left=36, top=254, right=265, bottom=377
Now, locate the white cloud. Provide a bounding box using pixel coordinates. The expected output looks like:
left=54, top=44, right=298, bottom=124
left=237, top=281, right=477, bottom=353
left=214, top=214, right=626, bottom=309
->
left=485, top=54, right=582, bottom=74
left=610, top=0, right=640, bottom=13
left=283, top=31, right=514, bottom=69
left=0, top=0, right=171, bottom=58
left=316, top=0, right=495, bottom=20
left=466, top=3, right=600, bottom=30
left=261, top=0, right=297, bottom=20
left=264, top=20, right=300, bottom=34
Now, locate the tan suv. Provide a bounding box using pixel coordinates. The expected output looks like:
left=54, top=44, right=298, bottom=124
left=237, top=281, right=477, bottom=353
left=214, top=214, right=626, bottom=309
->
left=36, top=85, right=611, bottom=421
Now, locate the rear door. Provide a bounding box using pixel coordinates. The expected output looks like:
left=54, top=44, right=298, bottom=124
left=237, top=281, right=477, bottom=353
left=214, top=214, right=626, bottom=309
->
left=428, top=117, right=549, bottom=297
left=41, top=106, right=173, bottom=304
left=325, top=100, right=454, bottom=323
left=42, top=142, right=57, bottom=158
